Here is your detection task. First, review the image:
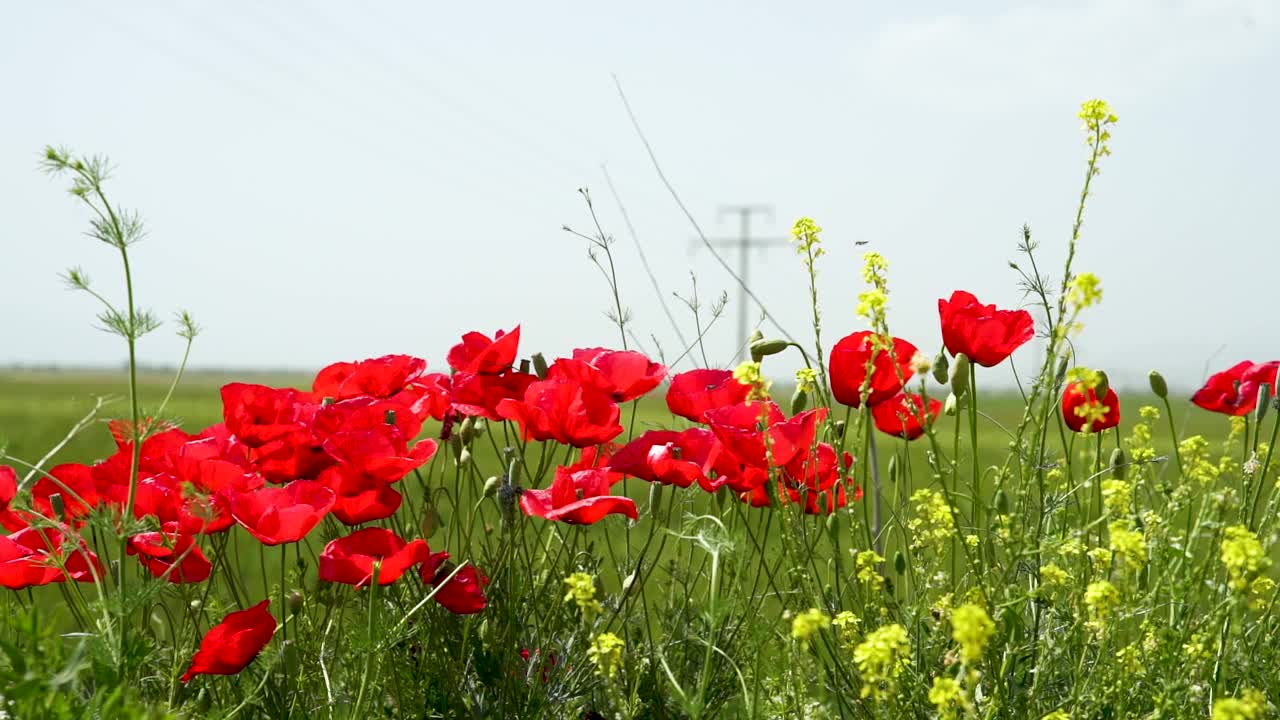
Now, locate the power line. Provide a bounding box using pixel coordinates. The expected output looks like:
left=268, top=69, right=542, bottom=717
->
left=697, top=205, right=789, bottom=362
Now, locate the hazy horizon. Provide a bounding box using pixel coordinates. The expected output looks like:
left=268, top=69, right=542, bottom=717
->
left=3, top=1, right=1277, bottom=392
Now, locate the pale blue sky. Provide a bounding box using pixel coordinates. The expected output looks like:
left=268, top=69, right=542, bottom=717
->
left=2, top=1, right=1276, bottom=390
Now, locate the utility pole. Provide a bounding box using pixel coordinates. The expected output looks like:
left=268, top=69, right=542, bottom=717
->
left=698, top=205, right=789, bottom=362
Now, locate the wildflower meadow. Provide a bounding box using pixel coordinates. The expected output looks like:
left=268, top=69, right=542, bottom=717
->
left=2, top=100, right=1278, bottom=719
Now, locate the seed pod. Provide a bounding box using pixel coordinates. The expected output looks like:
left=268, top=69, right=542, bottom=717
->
left=944, top=393, right=959, bottom=417
left=894, top=551, right=907, bottom=575
left=286, top=590, right=304, bottom=616
left=790, top=387, right=809, bottom=415
left=384, top=409, right=397, bottom=426
left=887, top=455, right=899, bottom=485
left=950, top=353, right=971, bottom=397
left=1148, top=370, right=1168, bottom=399
left=49, top=493, right=65, bottom=519
left=994, top=488, right=1009, bottom=515
left=1110, top=448, right=1127, bottom=480
left=750, top=338, right=790, bottom=362
left=531, top=352, right=549, bottom=379
left=932, top=349, right=950, bottom=385
left=518, top=358, right=531, bottom=375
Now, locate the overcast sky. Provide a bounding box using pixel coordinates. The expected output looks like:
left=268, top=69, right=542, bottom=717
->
left=2, top=0, right=1276, bottom=390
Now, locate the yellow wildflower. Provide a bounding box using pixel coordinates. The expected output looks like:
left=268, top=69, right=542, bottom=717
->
left=586, top=632, right=625, bottom=679
left=791, top=608, right=831, bottom=642
left=1221, top=525, right=1269, bottom=593
left=563, top=572, right=602, bottom=616
left=853, top=624, right=911, bottom=700
left=951, top=604, right=995, bottom=664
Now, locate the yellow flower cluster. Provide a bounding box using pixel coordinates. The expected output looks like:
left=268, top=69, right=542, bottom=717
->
left=1126, top=408, right=1159, bottom=464
left=857, top=251, right=891, bottom=332
left=853, top=624, right=911, bottom=700
left=857, top=550, right=885, bottom=585
left=1041, top=710, right=1071, bottom=720
left=951, top=604, right=995, bottom=664
left=1220, top=525, right=1269, bottom=593
left=794, top=367, right=818, bottom=395
left=733, top=360, right=772, bottom=401
left=1066, top=272, right=1103, bottom=311
left=1108, top=522, right=1147, bottom=572
left=791, top=608, right=831, bottom=642
left=1179, top=436, right=1220, bottom=486
left=563, top=572, right=602, bottom=616
left=928, top=676, right=966, bottom=720
left=1078, top=98, right=1117, bottom=163
left=1211, top=689, right=1266, bottom=720
left=1084, top=580, right=1121, bottom=635
left=909, top=489, right=955, bottom=550
left=1040, top=563, right=1070, bottom=594
left=791, top=217, right=824, bottom=263
left=1101, top=479, right=1133, bottom=517
left=587, top=632, right=625, bottom=679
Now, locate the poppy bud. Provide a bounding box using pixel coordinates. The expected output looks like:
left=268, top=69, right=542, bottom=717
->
left=482, top=476, right=501, bottom=497
left=818, top=491, right=830, bottom=515
left=826, top=511, right=840, bottom=540
left=950, top=354, right=971, bottom=397
left=532, top=352, right=549, bottom=379
left=282, top=639, right=301, bottom=672
left=473, top=418, right=488, bottom=436
left=286, top=590, right=304, bottom=616
left=648, top=483, right=664, bottom=518
left=1148, top=370, right=1168, bottom=399
left=790, top=387, right=808, bottom=415
left=458, top=449, right=473, bottom=467
left=449, top=435, right=463, bottom=461
left=887, top=455, right=898, bottom=485
left=506, top=455, right=522, bottom=489
left=750, top=338, right=789, bottom=362
left=1110, top=448, right=1127, bottom=480
left=421, top=503, right=443, bottom=538
left=894, top=551, right=907, bottom=575
left=995, top=488, right=1009, bottom=515
left=190, top=598, right=203, bottom=612
left=1256, top=384, right=1272, bottom=425
left=932, top=349, right=950, bottom=385
left=944, top=393, right=959, bottom=416
left=1093, top=370, right=1110, bottom=400
left=459, top=417, right=476, bottom=444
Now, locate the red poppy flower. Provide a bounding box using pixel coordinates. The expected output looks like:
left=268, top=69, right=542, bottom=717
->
left=665, top=369, right=752, bottom=423
left=421, top=551, right=489, bottom=614
left=0, top=533, right=63, bottom=589
left=549, top=348, right=667, bottom=403
left=1061, top=382, right=1121, bottom=433
left=448, top=326, right=521, bottom=374
left=0, top=466, right=23, bottom=532
left=780, top=443, right=853, bottom=514
left=0, top=528, right=101, bottom=588
left=181, top=599, right=276, bottom=683
left=704, top=402, right=827, bottom=469
left=231, top=480, right=335, bottom=545
left=938, top=290, right=1035, bottom=368
left=127, top=528, right=212, bottom=583
left=318, top=465, right=404, bottom=525
left=322, top=427, right=437, bottom=484
left=449, top=370, right=538, bottom=422
left=519, top=467, right=638, bottom=525
left=829, top=331, right=918, bottom=408
left=30, top=463, right=100, bottom=522
left=312, top=354, right=429, bottom=400
left=319, top=527, right=429, bottom=587
left=221, top=383, right=317, bottom=449
left=871, top=392, right=942, bottom=441
left=496, top=379, right=624, bottom=448
left=608, top=429, right=725, bottom=489
left=1192, top=361, right=1280, bottom=416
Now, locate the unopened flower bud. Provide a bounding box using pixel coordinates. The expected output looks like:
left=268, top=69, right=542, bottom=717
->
left=420, top=503, right=443, bottom=538
left=944, top=393, right=959, bottom=416
left=995, top=488, right=1009, bottom=515
left=790, top=387, right=808, bottom=415
left=531, top=352, right=549, bottom=379
left=749, top=338, right=789, bottom=362
left=1110, top=448, right=1127, bottom=480
left=286, top=590, right=304, bottom=616
left=648, top=483, right=664, bottom=518
left=482, top=476, right=501, bottom=497
left=1257, top=384, right=1272, bottom=424
left=887, top=455, right=898, bottom=485
left=448, top=434, right=463, bottom=461
left=1093, top=370, right=1110, bottom=399
left=894, top=551, right=907, bottom=575
left=1148, top=370, right=1168, bottom=399
left=932, top=349, right=950, bottom=385
left=458, top=448, right=472, bottom=467
left=189, top=598, right=203, bottom=612
left=826, top=511, right=840, bottom=539
left=950, top=353, right=971, bottom=397
left=459, top=417, right=476, bottom=444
